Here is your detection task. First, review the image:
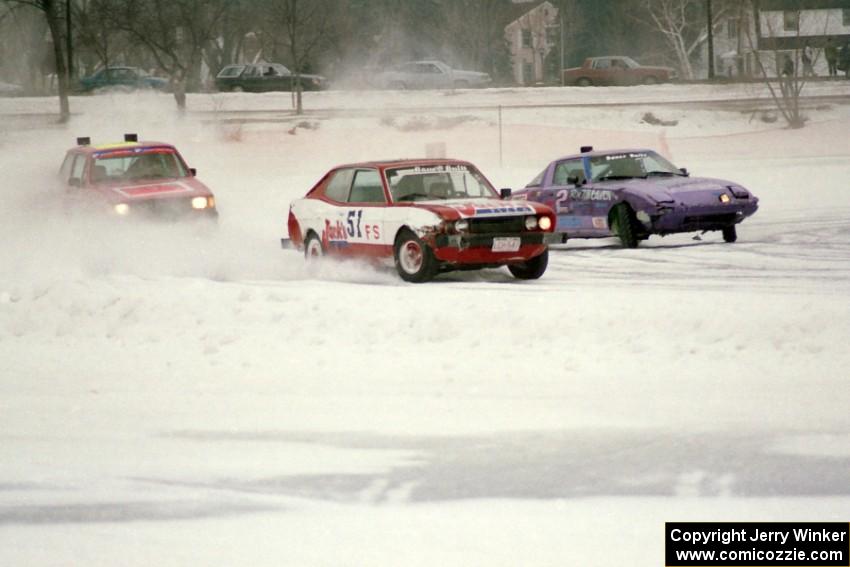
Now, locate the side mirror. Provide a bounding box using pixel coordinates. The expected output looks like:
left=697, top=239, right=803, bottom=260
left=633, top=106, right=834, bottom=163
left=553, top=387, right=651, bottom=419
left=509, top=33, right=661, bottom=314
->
left=68, top=178, right=81, bottom=188
left=567, top=175, right=580, bottom=186
left=189, top=168, right=197, bottom=176
left=500, top=188, right=512, bottom=199
left=679, top=167, right=689, bottom=177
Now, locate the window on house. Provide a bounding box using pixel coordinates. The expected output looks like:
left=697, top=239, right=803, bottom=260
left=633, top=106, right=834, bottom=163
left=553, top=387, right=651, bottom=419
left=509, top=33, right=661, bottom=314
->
left=546, top=26, right=558, bottom=45
left=522, top=29, right=532, bottom=48
left=728, top=18, right=738, bottom=40
left=843, top=9, right=850, bottom=27
left=783, top=11, right=798, bottom=32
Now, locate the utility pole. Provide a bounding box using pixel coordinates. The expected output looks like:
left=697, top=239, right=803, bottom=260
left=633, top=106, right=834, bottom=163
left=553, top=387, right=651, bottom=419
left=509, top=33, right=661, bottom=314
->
left=707, top=0, right=715, bottom=79
left=65, top=0, right=73, bottom=80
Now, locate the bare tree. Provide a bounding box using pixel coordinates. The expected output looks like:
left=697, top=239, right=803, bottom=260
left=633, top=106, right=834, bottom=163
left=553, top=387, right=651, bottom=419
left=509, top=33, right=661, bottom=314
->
left=264, top=0, right=334, bottom=115
left=2, top=0, right=70, bottom=121
left=636, top=0, right=727, bottom=79
left=110, top=0, right=228, bottom=110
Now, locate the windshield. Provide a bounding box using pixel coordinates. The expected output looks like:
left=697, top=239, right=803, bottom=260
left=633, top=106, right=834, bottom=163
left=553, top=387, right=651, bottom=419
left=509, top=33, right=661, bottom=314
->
left=385, top=164, right=497, bottom=202
left=589, top=151, right=682, bottom=182
left=218, top=65, right=245, bottom=78
left=92, top=149, right=188, bottom=183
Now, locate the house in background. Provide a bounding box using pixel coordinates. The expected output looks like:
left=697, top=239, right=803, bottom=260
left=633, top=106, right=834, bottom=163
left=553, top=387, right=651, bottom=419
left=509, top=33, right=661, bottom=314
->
left=504, top=1, right=560, bottom=85
left=696, top=1, right=850, bottom=79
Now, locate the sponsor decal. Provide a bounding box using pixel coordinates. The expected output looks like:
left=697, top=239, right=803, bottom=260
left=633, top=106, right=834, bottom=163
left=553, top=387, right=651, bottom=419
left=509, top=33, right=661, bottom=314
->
left=413, top=164, right=469, bottom=174
left=556, top=216, right=582, bottom=230
left=605, top=152, right=648, bottom=161
left=116, top=181, right=193, bottom=198
left=323, top=210, right=381, bottom=245
left=592, top=216, right=608, bottom=229
left=450, top=202, right=535, bottom=218
left=570, top=188, right=613, bottom=201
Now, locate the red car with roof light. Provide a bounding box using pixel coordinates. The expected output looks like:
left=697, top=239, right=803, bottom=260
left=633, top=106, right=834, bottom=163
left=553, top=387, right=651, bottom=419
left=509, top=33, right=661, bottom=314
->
left=59, top=134, right=218, bottom=220
left=285, top=159, right=556, bottom=283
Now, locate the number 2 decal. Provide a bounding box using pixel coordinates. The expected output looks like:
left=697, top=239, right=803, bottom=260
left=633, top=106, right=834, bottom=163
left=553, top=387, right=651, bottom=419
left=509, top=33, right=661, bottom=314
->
left=555, top=189, right=568, bottom=213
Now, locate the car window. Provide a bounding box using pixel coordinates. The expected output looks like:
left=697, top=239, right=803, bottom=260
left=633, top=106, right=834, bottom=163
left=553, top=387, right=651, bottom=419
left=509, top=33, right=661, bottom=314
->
left=218, top=65, right=245, bottom=78
left=589, top=151, right=679, bottom=181
left=273, top=64, right=291, bottom=75
left=526, top=168, right=547, bottom=188
left=386, top=164, right=496, bottom=202
left=325, top=169, right=354, bottom=202
left=70, top=154, right=86, bottom=184
left=244, top=66, right=262, bottom=78
left=425, top=64, right=443, bottom=74
left=593, top=59, right=611, bottom=69
left=553, top=159, right=586, bottom=185
left=348, top=170, right=385, bottom=203
left=93, top=150, right=188, bottom=181
left=59, top=153, right=75, bottom=179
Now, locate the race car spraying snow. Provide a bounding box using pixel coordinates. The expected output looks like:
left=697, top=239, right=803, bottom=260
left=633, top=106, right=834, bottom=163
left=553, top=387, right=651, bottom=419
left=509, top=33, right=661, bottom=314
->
left=59, top=134, right=218, bottom=221
left=286, top=159, right=556, bottom=282
left=513, top=147, right=759, bottom=247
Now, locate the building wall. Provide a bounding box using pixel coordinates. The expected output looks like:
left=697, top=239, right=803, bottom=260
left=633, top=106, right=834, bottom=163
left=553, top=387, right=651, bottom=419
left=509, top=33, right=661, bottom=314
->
left=505, top=2, right=559, bottom=85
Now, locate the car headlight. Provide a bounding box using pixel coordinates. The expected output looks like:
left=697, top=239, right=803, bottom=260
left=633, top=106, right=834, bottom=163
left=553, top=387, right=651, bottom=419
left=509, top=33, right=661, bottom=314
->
left=192, top=196, right=212, bottom=209
left=538, top=216, right=552, bottom=231
left=524, top=216, right=538, bottom=230
left=114, top=203, right=130, bottom=215
left=454, top=219, right=469, bottom=232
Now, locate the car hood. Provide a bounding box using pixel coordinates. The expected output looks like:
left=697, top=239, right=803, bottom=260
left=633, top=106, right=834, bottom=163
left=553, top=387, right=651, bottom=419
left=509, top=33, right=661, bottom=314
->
left=98, top=177, right=213, bottom=202
left=603, top=176, right=753, bottom=203
left=408, top=198, right=547, bottom=220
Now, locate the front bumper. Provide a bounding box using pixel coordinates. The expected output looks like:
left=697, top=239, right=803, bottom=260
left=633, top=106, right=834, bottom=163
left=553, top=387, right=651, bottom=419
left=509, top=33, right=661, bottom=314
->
left=432, top=233, right=547, bottom=265
left=648, top=201, right=758, bottom=234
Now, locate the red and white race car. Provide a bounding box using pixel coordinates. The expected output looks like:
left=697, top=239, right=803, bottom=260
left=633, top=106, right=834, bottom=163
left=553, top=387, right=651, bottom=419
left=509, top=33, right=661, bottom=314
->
left=286, top=159, right=556, bottom=282
left=59, top=134, right=218, bottom=221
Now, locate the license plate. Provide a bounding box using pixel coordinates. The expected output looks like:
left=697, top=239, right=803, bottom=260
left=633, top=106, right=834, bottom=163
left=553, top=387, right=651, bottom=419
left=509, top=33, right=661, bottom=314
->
left=492, top=237, right=521, bottom=252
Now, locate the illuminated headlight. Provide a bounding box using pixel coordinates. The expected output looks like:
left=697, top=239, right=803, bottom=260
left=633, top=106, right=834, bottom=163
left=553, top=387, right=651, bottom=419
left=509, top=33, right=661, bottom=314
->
left=192, top=196, right=211, bottom=209
left=538, top=216, right=552, bottom=231
left=524, top=216, right=538, bottom=230
left=114, top=203, right=130, bottom=216
left=719, top=193, right=731, bottom=204
left=454, top=219, right=469, bottom=232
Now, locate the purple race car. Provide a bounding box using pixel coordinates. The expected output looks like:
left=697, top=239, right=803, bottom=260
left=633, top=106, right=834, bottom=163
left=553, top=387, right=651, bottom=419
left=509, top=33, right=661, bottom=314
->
left=512, top=147, right=759, bottom=247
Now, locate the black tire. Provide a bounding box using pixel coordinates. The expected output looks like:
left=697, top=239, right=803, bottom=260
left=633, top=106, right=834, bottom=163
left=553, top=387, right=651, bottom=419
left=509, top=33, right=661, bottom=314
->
left=508, top=249, right=549, bottom=280
left=722, top=225, right=738, bottom=243
left=576, top=77, right=592, bottom=87
left=394, top=229, right=438, bottom=283
left=454, top=80, right=470, bottom=88
left=643, top=75, right=658, bottom=85
left=612, top=204, right=641, bottom=248
left=303, top=232, right=324, bottom=260
left=231, top=85, right=244, bottom=93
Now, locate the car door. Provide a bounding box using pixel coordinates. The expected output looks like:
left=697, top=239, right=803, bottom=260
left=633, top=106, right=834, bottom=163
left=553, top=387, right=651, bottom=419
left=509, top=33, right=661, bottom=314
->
left=340, top=169, right=387, bottom=258
left=541, top=159, right=590, bottom=235
left=590, top=58, right=612, bottom=85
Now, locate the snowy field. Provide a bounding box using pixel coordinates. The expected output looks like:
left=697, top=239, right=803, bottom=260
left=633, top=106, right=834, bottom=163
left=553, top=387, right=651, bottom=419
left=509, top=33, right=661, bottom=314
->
left=1, top=85, right=849, bottom=566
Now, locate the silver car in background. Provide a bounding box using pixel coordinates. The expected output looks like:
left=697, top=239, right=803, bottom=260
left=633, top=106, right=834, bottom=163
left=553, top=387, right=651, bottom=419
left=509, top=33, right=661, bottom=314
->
left=377, top=60, right=492, bottom=90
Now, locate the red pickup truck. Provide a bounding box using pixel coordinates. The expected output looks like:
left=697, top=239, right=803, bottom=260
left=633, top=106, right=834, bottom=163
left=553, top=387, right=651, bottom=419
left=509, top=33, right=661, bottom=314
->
left=562, top=56, right=677, bottom=87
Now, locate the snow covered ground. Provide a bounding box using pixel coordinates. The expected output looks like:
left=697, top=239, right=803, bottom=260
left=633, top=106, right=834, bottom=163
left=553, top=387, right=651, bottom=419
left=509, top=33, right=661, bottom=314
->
left=1, top=86, right=849, bottom=566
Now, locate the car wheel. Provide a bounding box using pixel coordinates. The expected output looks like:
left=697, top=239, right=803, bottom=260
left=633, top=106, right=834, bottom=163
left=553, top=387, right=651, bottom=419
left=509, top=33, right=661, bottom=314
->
left=231, top=86, right=244, bottom=93
left=643, top=75, right=658, bottom=85
left=612, top=204, right=641, bottom=248
left=454, top=80, right=470, bottom=89
left=394, top=229, right=438, bottom=283
left=576, top=77, right=592, bottom=87
left=722, top=225, right=737, bottom=243
left=303, top=232, right=324, bottom=260
left=508, top=249, right=549, bottom=280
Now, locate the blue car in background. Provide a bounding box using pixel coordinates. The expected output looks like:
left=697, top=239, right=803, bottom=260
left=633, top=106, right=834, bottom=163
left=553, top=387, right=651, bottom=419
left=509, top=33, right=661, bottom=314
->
left=512, top=147, right=759, bottom=247
left=78, top=66, right=169, bottom=93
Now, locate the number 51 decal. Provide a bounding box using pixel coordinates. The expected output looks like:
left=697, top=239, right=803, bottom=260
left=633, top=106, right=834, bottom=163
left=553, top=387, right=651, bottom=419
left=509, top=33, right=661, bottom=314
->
left=346, top=210, right=363, bottom=237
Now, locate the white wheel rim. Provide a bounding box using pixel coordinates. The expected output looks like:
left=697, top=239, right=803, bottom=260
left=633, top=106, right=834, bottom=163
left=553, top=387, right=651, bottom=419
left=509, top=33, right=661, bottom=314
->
left=306, top=238, right=323, bottom=259
left=399, top=240, right=423, bottom=274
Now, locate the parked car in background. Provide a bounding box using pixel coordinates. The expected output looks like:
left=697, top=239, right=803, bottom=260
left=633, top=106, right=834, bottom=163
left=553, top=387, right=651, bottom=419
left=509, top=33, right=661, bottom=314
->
left=0, top=80, right=24, bottom=97
left=215, top=63, right=327, bottom=92
left=286, top=159, right=555, bottom=282
left=59, top=134, right=217, bottom=221
left=377, top=60, right=492, bottom=90
left=77, top=66, right=169, bottom=93
left=562, top=56, right=677, bottom=86
left=513, top=147, right=758, bottom=247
